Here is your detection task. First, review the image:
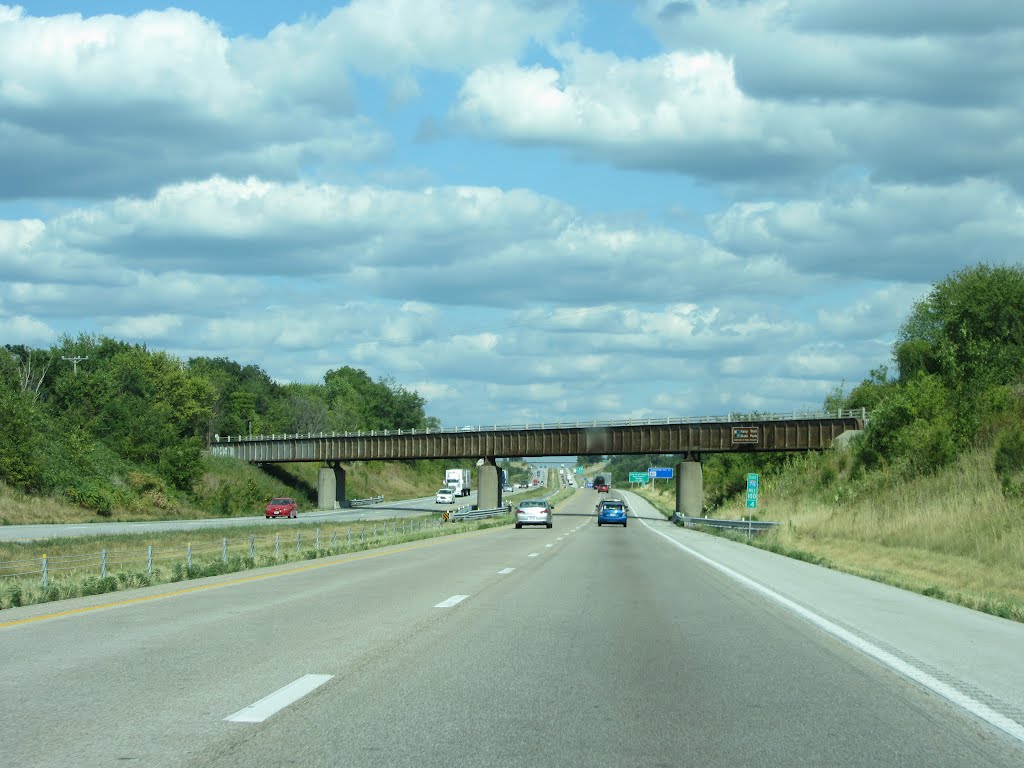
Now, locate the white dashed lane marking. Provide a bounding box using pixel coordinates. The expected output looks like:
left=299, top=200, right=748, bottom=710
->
left=528, top=553, right=539, bottom=558
left=225, top=674, right=333, bottom=723
left=498, top=568, right=515, bottom=574
left=434, top=595, right=469, bottom=608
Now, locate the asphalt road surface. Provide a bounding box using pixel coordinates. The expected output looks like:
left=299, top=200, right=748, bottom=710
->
left=0, top=489, right=513, bottom=541
left=3, top=490, right=1022, bottom=767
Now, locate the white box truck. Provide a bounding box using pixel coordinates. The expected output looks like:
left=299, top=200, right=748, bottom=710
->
left=445, top=468, right=472, bottom=497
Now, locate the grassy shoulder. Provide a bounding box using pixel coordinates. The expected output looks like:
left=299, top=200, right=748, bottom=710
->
left=634, top=447, right=1024, bottom=623
left=0, top=513, right=512, bottom=611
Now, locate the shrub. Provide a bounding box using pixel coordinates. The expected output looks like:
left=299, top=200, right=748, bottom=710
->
left=994, top=430, right=1024, bottom=497
left=67, top=482, right=114, bottom=516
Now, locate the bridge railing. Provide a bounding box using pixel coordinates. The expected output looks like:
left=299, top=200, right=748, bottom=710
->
left=213, top=408, right=868, bottom=444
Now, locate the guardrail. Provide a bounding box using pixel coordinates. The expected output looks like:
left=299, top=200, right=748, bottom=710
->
left=444, top=504, right=511, bottom=523
left=673, top=514, right=781, bottom=535
left=214, top=408, right=868, bottom=443
left=348, top=495, right=384, bottom=508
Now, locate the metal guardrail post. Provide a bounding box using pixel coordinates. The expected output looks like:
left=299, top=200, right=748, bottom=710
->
left=296, top=532, right=302, bottom=552
left=186, top=544, right=192, bottom=570
left=101, top=549, right=107, bottom=579
left=147, top=545, right=153, bottom=577
left=316, top=528, right=320, bottom=551
left=249, top=536, right=255, bottom=559
left=348, top=528, right=352, bottom=546
left=222, top=538, right=228, bottom=564
left=274, top=535, right=280, bottom=560
left=332, top=531, right=337, bottom=548
left=41, top=554, right=47, bottom=588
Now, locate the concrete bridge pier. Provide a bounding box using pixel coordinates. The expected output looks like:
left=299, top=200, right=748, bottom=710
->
left=675, top=457, right=703, bottom=519
left=317, top=462, right=348, bottom=509
left=477, top=458, right=500, bottom=510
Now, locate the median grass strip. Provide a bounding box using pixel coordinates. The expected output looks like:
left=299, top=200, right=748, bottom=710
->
left=0, top=514, right=512, bottom=611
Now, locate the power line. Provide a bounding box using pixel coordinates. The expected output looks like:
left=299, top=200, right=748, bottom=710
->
left=61, top=355, right=89, bottom=375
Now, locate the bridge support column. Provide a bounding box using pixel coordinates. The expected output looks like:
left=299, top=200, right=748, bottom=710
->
left=318, top=463, right=348, bottom=509
left=477, top=458, right=500, bottom=511
left=675, top=459, right=703, bottom=519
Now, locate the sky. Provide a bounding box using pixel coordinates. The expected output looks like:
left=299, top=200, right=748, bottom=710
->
left=2, top=1, right=1023, bottom=429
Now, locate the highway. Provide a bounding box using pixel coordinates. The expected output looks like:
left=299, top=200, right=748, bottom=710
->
left=0, top=489, right=526, bottom=541
left=3, top=489, right=1022, bottom=767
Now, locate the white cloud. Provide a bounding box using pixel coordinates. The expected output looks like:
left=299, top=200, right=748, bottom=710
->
left=710, top=178, right=1024, bottom=280
left=102, top=314, right=184, bottom=341
left=0, top=313, right=54, bottom=345
left=0, top=1, right=575, bottom=198
left=453, top=45, right=839, bottom=180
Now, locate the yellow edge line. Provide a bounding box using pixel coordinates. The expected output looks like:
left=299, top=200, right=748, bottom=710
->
left=0, top=525, right=503, bottom=629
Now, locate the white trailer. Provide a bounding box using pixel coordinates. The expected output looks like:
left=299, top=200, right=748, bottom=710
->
left=445, top=468, right=472, bottom=496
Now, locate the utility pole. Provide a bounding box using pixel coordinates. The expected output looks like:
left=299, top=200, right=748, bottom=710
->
left=62, top=355, right=89, bottom=375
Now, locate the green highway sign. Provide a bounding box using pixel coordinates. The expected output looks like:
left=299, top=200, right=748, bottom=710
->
left=628, top=472, right=649, bottom=484
left=575, top=466, right=584, bottom=474
left=746, top=473, right=759, bottom=509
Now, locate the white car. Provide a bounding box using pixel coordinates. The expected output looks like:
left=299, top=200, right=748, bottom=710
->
left=435, top=488, right=456, bottom=504
left=514, top=499, right=553, bottom=529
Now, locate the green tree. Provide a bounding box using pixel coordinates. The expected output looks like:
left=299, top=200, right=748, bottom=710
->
left=896, top=264, right=1024, bottom=391
left=0, top=387, right=44, bottom=490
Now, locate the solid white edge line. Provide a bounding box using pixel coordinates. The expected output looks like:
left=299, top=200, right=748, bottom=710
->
left=225, top=674, right=333, bottom=723
left=636, top=515, right=1024, bottom=746
left=498, top=567, right=515, bottom=574
left=435, top=594, right=469, bottom=608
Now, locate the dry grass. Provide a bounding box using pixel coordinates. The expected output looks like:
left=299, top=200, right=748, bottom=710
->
left=0, top=485, right=106, bottom=525
left=0, top=513, right=512, bottom=610
left=637, top=448, right=1024, bottom=622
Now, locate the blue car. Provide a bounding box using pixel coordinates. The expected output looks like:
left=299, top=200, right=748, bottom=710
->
left=597, top=499, right=628, bottom=527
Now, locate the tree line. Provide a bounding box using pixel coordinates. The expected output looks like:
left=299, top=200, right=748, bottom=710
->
left=0, top=335, right=436, bottom=510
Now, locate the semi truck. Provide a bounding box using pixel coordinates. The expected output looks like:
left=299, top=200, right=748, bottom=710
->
left=445, top=468, right=472, bottom=497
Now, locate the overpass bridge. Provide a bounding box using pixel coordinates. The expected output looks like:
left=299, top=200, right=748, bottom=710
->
left=212, top=409, right=867, bottom=517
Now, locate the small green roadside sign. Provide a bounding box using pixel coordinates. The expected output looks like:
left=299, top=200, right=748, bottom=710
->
left=746, top=473, right=759, bottom=509
left=575, top=466, right=584, bottom=474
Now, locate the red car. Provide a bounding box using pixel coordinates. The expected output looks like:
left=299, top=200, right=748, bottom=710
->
left=597, top=483, right=610, bottom=493
left=265, top=497, right=298, bottom=519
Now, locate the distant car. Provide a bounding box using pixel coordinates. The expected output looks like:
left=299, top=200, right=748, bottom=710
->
left=597, top=499, right=627, bottom=527
left=265, top=497, right=297, bottom=519
left=435, top=488, right=456, bottom=504
left=502, top=484, right=514, bottom=493
left=515, top=499, right=553, bottom=529
left=597, top=483, right=610, bottom=493
left=517, top=482, right=529, bottom=489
